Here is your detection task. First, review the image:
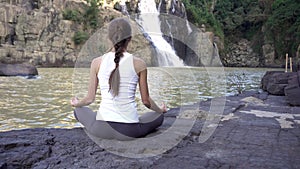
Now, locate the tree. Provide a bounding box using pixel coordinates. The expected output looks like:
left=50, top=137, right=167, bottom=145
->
left=84, top=0, right=102, bottom=30
left=265, top=0, right=300, bottom=58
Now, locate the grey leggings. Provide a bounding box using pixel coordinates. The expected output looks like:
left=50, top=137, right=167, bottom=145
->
left=74, top=107, right=164, bottom=140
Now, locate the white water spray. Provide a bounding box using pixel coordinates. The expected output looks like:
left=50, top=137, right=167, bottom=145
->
left=137, top=0, right=184, bottom=66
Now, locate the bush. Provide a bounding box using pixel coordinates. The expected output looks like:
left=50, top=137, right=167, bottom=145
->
left=182, top=0, right=224, bottom=39
left=83, top=0, right=101, bottom=29
left=72, top=31, right=89, bottom=45
left=62, top=9, right=82, bottom=22
left=65, top=0, right=102, bottom=45
left=265, top=0, right=300, bottom=58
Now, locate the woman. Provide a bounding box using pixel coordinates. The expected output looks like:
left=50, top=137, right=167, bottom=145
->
left=70, top=18, right=167, bottom=140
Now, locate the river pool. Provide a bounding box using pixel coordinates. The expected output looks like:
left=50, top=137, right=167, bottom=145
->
left=0, top=67, right=282, bottom=131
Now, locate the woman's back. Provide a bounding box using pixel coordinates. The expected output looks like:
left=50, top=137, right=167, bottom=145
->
left=71, top=18, right=165, bottom=140
left=97, top=52, right=139, bottom=123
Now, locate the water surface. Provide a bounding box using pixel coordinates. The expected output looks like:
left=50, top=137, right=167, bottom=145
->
left=0, top=67, right=281, bottom=131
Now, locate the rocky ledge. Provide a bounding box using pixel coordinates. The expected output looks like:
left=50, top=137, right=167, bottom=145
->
left=1, top=91, right=300, bottom=169
left=262, top=71, right=300, bottom=106
left=0, top=63, right=38, bottom=76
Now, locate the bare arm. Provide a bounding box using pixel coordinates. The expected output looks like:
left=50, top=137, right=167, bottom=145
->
left=135, top=58, right=166, bottom=113
left=71, top=57, right=101, bottom=107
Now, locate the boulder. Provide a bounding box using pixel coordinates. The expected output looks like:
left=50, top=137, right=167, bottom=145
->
left=0, top=63, right=38, bottom=76
left=261, top=71, right=297, bottom=95
left=285, top=71, right=300, bottom=106
left=262, top=70, right=300, bottom=105
left=261, top=71, right=284, bottom=91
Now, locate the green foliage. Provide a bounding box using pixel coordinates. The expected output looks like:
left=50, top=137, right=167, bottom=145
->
left=83, top=0, right=102, bottom=29
left=62, top=9, right=82, bottom=22
left=73, top=31, right=89, bottom=45
left=213, top=0, right=300, bottom=58
left=63, top=0, right=102, bottom=45
left=214, top=0, right=264, bottom=34
left=182, top=0, right=224, bottom=39
left=182, top=0, right=299, bottom=59
left=265, top=0, right=300, bottom=58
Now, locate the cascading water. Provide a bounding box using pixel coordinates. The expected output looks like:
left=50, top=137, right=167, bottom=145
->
left=211, top=42, right=220, bottom=66
left=137, top=0, right=185, bottom=67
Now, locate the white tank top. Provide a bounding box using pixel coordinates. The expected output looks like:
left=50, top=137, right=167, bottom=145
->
left=96, top=52, right=139, bottom=123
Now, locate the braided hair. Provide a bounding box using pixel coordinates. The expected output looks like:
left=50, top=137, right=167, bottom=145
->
left=108, top=18, right=132, bottom=97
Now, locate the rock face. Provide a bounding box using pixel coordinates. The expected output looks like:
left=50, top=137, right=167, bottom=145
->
left=0, top=0, right=267, bottom=67
left=0, top=0, right=81, bottom=67
left=0, top=0, right=153, bottom=67
left=158, top=0, right=222, bottom=66
left=223, top=39, right=260, bottom=67
left=0, top=63, right=38, bottom=76
left=185, top=29, right=222, bottom=66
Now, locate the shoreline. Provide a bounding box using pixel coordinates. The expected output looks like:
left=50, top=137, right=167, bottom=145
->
left=34, top=65, right=287, bottom=68
left=1, top=90, right=299, bottom=168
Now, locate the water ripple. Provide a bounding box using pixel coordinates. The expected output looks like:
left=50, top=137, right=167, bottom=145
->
left=0, top=67, right=282, bottom=131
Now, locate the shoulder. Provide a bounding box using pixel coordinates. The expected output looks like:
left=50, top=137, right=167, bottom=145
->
left=133, top=56, right=146, bottom=68
left=91, top=56, right=102, bottom=73
left=92, top=56, right=102, bottom=64
left=133, top=56, right=147, bottom=74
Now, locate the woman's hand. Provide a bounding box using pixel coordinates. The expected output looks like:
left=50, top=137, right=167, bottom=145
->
left=161, top=102, right=167, bottom=113
left=70, top=97, right=79, bottom=107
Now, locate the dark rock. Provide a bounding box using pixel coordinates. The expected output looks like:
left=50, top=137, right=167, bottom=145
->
left=262, top=71, right=300, bottom=106
left=285, top=85, right=300, bottom=106
left=1, top=91, right=300, bottom=168
left=261, top=71, right=295, bottom=95
left=0, top=63, right=38, bottom=76
left=291, top=107, right=300, bottom=114
left=0, top=161, right=7, bottom=169
left=267, top=83, right=287, bottom=95
left=261, top=71, right=284, bottom=91
left=285, top=71, right=300, bottom=106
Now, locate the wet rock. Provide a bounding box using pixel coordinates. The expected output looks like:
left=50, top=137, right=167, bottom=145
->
left=1, top=91, right=300, bottom=168
left=0, top=63, right=38, bottom=76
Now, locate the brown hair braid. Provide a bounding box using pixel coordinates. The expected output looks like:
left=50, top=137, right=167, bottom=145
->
left=108, top=18, right=132, bottom=97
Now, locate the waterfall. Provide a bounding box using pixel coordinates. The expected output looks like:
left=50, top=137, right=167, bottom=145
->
left=119, top=0, right=129, bottom=15
left=181, top=3, right=192, bottom=34
left=211, top=42, right=219, bottom=66
left=137, top=0, right=184, bottom=67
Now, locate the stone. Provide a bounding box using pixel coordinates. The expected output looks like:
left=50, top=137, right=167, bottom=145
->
left=285, top=71, right=300, bottom=106
left=223, top=39, right=260, bottom=67
left=285, top=85, right=300, bottom=106
left=261, top=71, right=284, bottom=91
left=0, top=63, right=38, bottom=76
left=262, top=44, right=275, bottom=66
left=261, top=71, right=296, bottom=95
left=262, top=70, right=300, bottom=106
left=0, top=0, right=222, bottom=67
left=267, top=83, right=287, bottom=95
left=0, top=0, right=152, bottom=67
left=1, top=91, right=300, bottom=168
left=185, top=29, right=216, bottom=66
